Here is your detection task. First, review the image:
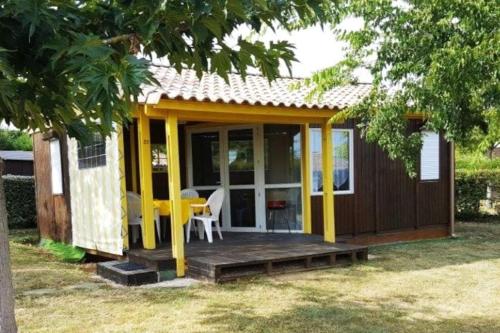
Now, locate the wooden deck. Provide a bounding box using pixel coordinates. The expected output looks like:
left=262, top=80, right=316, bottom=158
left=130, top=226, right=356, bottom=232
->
left=128, top=233, right=368, bottom=282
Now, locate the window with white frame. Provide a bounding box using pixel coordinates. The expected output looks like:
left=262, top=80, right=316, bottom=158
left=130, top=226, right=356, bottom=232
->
left=77, top=132, right=106, bottom=169
left=310, top=128, right=354, bottom=195
left=49, top=138, right=64, bottom=195
left=420, top=131, right=440, bottom=181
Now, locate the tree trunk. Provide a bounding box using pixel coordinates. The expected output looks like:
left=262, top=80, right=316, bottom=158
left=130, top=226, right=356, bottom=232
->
left=0, top=160, right=17, bottom=333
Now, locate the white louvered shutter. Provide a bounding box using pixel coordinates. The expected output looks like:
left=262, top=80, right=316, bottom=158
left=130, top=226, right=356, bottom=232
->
left=420, top=131, right=440, bottom=181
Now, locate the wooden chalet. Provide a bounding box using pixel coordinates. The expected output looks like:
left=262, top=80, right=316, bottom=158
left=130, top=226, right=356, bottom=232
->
left=32, top=66, right=454, bottom=283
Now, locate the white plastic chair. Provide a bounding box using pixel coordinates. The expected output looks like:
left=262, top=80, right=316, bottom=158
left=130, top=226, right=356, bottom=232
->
left=186, top=188, right=225, bottom=243
left=181, top=188, right=199, bottom=237
left=126, top=192, right=161, bottom=244
left=181, top=188, right=199, bottom=199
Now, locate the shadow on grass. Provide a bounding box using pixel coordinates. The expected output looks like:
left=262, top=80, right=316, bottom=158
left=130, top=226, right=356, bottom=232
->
left=198, top=298, right=499, bottom=333
left=8, top=228, right=39, bottom=245
left=359, top=222, right=500, bottom=273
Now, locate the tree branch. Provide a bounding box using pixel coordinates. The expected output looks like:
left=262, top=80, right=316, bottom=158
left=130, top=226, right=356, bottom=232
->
left=102, top=34, right=136, bottom=45
left=102, top=33, right=141, bottom=54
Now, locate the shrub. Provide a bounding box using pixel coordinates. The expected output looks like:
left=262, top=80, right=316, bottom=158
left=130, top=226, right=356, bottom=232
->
left=455, top=169, right=500, bottom=218
left=2, top=175, right=36, bottom=229
left=456, top=155, right=500, bottom=170
left=0, top=129, right=33, bottom=151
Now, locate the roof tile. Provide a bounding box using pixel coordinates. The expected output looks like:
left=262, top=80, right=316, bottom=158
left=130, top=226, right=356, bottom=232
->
left=139, top=66, right=371, bottom=110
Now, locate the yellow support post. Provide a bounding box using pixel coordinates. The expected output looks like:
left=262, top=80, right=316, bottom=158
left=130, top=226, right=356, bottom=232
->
left=137, top=106, right=156, bottom=249
left=129, top=123, right=138, bottom=193
left=301, top=124, right=312, bottom=234
left=165, top=112, right=185, bottom=277
left=321, top=121, right=336, bottom=242
left=117, top=126, right=129, bottom=250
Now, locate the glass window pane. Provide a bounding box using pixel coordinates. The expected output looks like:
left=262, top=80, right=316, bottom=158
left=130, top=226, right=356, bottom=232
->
left=265, top=188, right=302, bottom=231
left=192, top=132, right=220, bottom=186
left=333, top=131, right=350, bottom=191
left=230, top=189, right=255, bottom=227
left=228, top=129, right=254, bottom=185
left=151, top=144, right=167, bottom=173
left=310, top=128, right=323, bottom=192
left=310, top=128, right=352, bottom=193
left=77, top=132, right=106, bottom=170
left=264, top=125, right=301, bottom=184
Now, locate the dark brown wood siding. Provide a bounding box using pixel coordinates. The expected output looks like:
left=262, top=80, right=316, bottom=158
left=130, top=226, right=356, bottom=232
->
left=2, top=160, right=34, bottom=176
left=311, top=120, right=451, bottom=240
left=33, top=133, right=72, bottom=243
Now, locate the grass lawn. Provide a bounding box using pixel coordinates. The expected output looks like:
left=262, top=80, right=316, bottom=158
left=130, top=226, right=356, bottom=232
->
left=9, top=222, right=500, bottom=333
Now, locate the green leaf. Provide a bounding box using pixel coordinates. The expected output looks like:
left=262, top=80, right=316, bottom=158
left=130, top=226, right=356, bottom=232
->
left=200, top=16, right=223, bottom=39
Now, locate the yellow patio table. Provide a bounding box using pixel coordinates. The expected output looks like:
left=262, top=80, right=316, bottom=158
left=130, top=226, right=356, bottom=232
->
left=153, top=197, right=207, bottom=225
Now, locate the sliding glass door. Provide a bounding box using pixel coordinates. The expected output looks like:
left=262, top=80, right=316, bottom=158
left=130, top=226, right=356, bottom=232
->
left=263, top=125, right=302, bottom=231
left=187, top=126, right=260, bottom=231
left=187, top=124, right=303, bottom=233
left=227, top=128, right=258, bottom=229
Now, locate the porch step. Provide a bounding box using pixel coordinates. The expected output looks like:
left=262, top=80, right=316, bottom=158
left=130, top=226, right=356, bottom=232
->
left=96, top=260, right=158, bottom=286
left=127, top=248, right=176, bottom=271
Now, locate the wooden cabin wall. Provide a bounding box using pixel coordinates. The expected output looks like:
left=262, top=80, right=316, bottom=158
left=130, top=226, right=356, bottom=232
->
left=2, top=160, right=34, bottom=176
left=33, top=133, right=72, bottom=243
left=311, top=120, right=451, bottom=242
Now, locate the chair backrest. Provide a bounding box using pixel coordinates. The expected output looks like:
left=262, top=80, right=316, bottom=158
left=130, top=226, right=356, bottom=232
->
left=206, top=188, right=225, bottom=219
left=126, top=191, right=142, bottom=221
left=181, top=188, right=199, bottom=199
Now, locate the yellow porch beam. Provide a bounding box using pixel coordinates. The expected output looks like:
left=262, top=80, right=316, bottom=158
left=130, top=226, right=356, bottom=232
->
left=301, top=124, right=312, bottom=234
left=165, top=112, right=185, bottom=277
left=153, top=99, right=338, bottom=119
left=321, top=122, right=336, bottom=242
left=137, top=106, right=156, bottom=249
left=129, top=123, right=138, bottom=193
left=146, top=108, right=324, bottom=124
left=117, top=127, right=129, bottom=251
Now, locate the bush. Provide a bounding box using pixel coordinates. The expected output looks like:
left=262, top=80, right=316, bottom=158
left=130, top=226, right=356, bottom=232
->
left=2, top=175, right=36, bottom=229
left=456, top=155, right=500, bottom=170
left=0, top=129, right=33, bottom=151
left=455, top=169, right=500, bottom=218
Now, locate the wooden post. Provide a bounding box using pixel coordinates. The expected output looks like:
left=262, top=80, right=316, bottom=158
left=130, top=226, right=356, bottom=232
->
left=450, top=142, right=455, bottom=236
left=137, top=106, right=156, bottom=249
left=0, top=160, right=18, bottom=332
left=321, top=122, right=336, bottom=242
left=117, top=127, right=129, bottom=250
left=301, top=124, right=312, bottom=234
left=165, top=112, right=185, bottom=277
left=129, top=123, right=138, bottom=193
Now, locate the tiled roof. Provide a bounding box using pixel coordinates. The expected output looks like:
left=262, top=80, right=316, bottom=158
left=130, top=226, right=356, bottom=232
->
left=139, top=66, right=371, bottom=110
left=0, top=150, right=33, bottom=161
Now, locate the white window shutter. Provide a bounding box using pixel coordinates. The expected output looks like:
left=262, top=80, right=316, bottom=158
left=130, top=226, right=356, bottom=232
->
left=50, top=139, right=64, bottom=194
left=420, top=131, right=440, bottom=180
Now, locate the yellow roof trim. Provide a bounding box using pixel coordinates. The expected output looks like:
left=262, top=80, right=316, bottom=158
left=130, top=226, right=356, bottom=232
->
left=151, top=99, right=338, bottom=119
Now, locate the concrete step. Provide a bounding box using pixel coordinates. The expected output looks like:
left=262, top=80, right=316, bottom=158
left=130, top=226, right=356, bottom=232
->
left=97, top=261, right=158, bottom=286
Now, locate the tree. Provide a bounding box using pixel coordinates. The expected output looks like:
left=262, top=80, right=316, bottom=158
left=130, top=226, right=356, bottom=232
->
left=302, top=0, right=499, bottom=175
left=0, top=161, right=16, bottom=333
left=0, top=130, right=32, bottom=151
left=0, top=1, right=330, bottom=331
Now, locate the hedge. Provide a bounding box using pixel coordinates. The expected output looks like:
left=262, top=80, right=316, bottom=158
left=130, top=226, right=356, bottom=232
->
left=2, top=175, right=37, bottom=229
left=455, top=169, right=500, bottom=218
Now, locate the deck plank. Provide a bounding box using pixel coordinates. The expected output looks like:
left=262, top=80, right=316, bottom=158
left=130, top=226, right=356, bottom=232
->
left=128, top=232, right=368, bottom=282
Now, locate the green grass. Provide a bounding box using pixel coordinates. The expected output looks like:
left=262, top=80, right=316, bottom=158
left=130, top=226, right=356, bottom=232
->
left=10, top=222, right=500, bottom=333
